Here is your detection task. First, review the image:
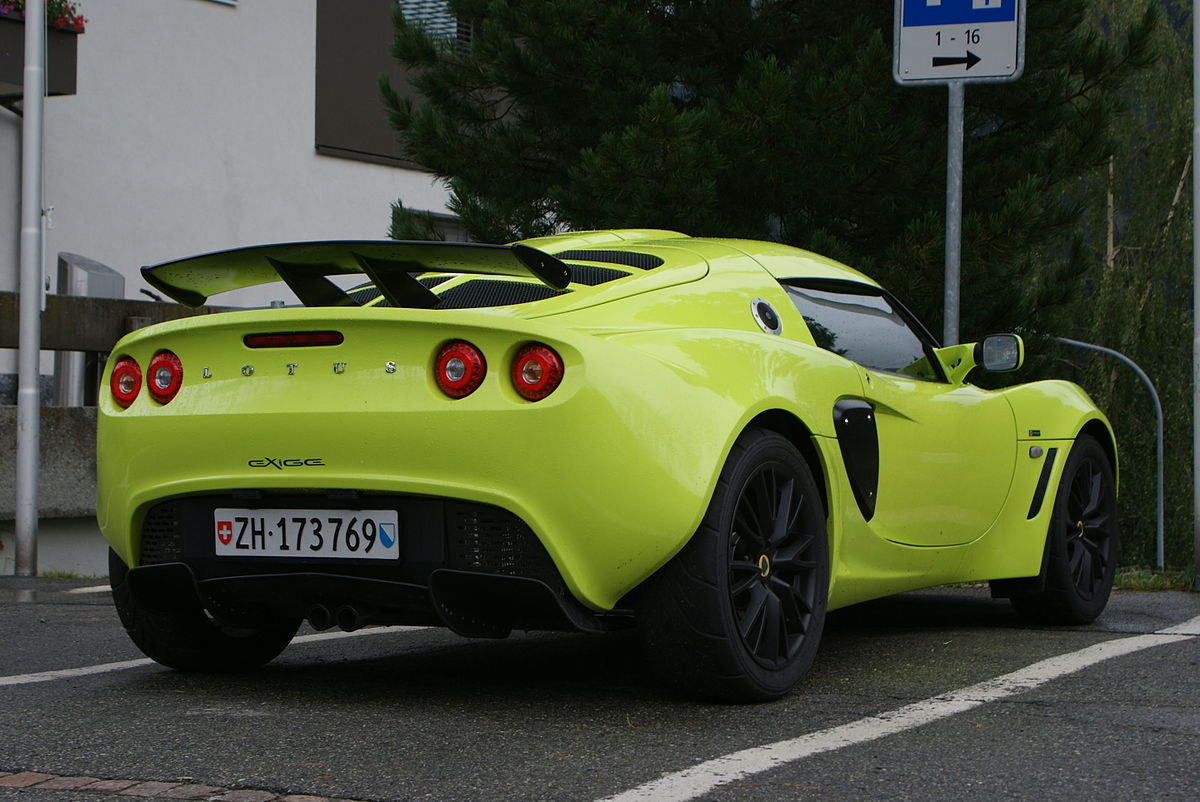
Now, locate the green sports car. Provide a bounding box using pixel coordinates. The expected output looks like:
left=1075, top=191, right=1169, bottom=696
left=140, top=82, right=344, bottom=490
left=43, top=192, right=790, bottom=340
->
left=98, top=230, right=1118, bottom=701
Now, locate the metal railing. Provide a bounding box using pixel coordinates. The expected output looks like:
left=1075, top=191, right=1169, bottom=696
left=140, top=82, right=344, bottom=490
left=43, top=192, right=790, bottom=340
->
left=1054, top=337, right=1164, bottom=572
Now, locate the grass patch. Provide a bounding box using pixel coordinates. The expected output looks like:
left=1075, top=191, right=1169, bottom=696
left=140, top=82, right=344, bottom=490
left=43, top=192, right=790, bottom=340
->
left=1114, top=568, right=1193, bottom=591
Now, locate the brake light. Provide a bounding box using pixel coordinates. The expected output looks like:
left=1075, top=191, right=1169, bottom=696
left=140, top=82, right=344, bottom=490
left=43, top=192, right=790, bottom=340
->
left=244, top=331, right=344, bottom=348
left=511, top=343, right=563, bottom=401
left=147, top=351, right=183, bottom=404
left=434, top=341, right=486, bottom=398
left=110, top=357, right=142, bottom=408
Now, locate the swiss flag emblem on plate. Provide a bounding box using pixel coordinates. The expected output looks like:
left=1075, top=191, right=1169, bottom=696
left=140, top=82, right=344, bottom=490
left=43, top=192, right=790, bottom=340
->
left=216, top=520, right=234, bottom=545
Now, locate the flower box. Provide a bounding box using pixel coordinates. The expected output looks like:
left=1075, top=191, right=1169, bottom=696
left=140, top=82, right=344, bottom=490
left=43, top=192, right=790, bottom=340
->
left=0, top=12, right=81, bottom=103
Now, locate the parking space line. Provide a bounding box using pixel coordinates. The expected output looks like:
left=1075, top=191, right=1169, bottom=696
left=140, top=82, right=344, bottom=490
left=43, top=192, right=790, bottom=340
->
left=65, top=585, right=112, bottom=595
left=0, top=626, right=425, bottom=688
left=0, top=658, right=153, bottom=688
left=598, top=614, right=1200, bottom=802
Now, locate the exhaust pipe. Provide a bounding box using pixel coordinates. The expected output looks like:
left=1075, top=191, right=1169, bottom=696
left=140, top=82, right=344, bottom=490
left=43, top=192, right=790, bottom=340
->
left=307, top=604, right=334, bottom=631
left=336, top=605, right=369, bottom=632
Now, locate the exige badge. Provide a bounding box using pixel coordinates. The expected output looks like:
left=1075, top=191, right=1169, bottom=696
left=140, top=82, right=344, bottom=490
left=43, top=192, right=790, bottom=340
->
left=248, top=458, right=326, bottom=469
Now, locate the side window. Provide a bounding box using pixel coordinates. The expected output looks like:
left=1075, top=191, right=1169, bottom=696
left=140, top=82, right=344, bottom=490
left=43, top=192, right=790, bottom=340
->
left=783, top=283, right=943, bottom=382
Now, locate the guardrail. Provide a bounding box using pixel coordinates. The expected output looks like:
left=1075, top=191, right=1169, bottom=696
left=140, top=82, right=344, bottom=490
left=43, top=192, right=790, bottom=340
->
left=0, top=291, right=233, bottom=352
left=0, top=292, right=235, bottom=536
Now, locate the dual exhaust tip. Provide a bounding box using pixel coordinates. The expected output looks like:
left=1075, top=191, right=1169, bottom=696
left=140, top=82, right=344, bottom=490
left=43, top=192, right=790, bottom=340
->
left=307, top=603, right=371, bottom=632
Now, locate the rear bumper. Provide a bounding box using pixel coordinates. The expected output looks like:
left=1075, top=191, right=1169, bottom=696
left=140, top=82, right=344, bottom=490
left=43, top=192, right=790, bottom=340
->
left=125, top=492, right=621, bottom=635
left=95, top=308, right=760, bottom=610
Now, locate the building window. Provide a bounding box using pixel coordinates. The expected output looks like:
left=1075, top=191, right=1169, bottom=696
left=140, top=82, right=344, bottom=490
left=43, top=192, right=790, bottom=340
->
left=315, top=0, right=416, bottom=168
left=315, top=0, right=470, bottom=168
left=398, top=0, right=472, bottom=52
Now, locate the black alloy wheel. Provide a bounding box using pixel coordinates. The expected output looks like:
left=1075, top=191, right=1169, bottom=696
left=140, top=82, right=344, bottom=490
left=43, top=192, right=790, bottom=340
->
left=640, top=428, right=829, bottom=702
left=1061, top=450, right=1117, bottom=600
left=728, top=464, right=823, bottom=669
left=1011, top=434, right=1119, bottom=624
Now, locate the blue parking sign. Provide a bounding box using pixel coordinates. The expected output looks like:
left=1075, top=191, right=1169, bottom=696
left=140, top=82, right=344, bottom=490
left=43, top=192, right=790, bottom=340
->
left=903, top=0, right=1017, bottom=28
left=895, top=0, right=1025, bottom=84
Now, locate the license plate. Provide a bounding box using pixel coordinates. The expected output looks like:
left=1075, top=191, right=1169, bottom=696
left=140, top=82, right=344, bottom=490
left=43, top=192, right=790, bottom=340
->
left=213, top=508, right=400, bottom=559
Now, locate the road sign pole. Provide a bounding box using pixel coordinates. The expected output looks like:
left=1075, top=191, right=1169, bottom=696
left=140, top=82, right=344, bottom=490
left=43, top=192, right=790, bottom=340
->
left=944, top=81, right=965, bottom=346
left=1192, top=0, right=1199, bottom=590
left=16, top=0, right=46, bottom=578
left=895, top=1, right=1024, bottom=346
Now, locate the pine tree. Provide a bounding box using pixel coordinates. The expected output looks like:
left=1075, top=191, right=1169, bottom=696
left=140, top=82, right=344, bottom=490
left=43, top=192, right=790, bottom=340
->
left=383, top=0, right=1156, bottom=338
left=1074, top=0, right=1192, bottom=571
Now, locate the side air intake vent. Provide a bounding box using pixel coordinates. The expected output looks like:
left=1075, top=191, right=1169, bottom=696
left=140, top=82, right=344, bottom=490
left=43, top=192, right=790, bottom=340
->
left=435, top=280, right=567, bottom=309
left=554, top=250, right=664, bottom=270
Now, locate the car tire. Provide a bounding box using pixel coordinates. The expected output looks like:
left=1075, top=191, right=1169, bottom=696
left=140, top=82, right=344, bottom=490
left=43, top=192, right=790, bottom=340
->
left=639, top=428, right=829, bottom=702
left=1010, top=434, right=1119, bottom=624
left=109, top=549, right=300, bottom=672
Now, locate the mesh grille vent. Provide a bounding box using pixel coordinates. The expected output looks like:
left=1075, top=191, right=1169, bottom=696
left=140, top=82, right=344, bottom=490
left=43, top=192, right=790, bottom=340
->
left=419, top=275, right=451, bottom=289
left=140, top=505, right=182, bottom=565
left=435, top=280, right=567, bottom=309
left=566, top=264, right=630, bottom=286
left=448, top=504, right=557, bottom=582
left=347, top=284, right=383, bottom=306
left=554, top=250, right=664, bottom=270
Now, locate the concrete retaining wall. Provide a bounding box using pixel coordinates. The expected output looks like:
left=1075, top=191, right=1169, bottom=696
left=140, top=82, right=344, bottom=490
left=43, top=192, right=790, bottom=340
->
left=0, top=405, right=96, bottom=518
left=0, top=405, right=106, bottom=576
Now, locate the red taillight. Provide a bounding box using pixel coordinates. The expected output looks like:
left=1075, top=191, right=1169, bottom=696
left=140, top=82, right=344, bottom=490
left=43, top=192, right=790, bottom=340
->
left=244, top=331, right=344, bottom=348
left=511, top=343, right=563, bottom=401
left=110, top=357, right=141, bottom=408
left=147, top=351, right=183, bottom=404
left=434, top=341, right=486, bottom=398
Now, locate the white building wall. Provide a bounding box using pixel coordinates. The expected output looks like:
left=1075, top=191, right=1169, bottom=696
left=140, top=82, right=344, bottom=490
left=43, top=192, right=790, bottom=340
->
left=0, top=0, right=448, bottom=306
left=0, top=0, right=449, bottom=574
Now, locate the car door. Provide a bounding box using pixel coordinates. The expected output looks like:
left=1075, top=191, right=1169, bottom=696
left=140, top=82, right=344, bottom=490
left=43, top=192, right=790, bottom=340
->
left=782, top=280, right=1016, bottom=547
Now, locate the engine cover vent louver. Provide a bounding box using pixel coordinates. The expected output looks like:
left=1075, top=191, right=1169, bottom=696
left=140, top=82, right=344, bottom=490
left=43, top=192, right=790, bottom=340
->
left=435, top=280, right=567, bottom=309
left=565, top=264, right=630, bottom=286
left=346, top=284, right=382, bottom=306
left=345, top=275, right=452, bottom=308
left=554, top=250, right=664, bottom=270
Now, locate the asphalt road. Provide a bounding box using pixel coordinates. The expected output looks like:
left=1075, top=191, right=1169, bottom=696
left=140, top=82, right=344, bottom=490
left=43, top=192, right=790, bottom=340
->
left=1, top=578, right=1197, bottom=801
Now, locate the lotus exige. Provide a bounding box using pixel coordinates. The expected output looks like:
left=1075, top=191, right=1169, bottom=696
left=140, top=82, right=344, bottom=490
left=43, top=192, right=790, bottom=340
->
left=98, top=230, right=1118, bottom=701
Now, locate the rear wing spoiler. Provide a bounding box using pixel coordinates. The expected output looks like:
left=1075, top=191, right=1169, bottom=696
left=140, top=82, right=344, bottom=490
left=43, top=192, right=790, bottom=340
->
left=140, top=241, right=572, bottom=308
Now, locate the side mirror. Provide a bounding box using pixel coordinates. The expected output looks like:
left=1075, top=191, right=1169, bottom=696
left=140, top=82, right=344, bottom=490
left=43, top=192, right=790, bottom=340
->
left=976, top=334, right=1024, bottom=373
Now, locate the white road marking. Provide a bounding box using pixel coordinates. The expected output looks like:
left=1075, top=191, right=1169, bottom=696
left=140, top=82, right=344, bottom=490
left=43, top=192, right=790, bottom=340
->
left=0, top=626, right=425, bottom=688
left=599, top=614, right=1200, bottom=802
left=65, top=585, right=112, bottom=595
left=0, top=658, right=153, bottom=687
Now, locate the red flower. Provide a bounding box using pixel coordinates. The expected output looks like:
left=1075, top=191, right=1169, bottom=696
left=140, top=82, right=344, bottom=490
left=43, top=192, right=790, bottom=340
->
left=3, top=0, right=87, bottom=33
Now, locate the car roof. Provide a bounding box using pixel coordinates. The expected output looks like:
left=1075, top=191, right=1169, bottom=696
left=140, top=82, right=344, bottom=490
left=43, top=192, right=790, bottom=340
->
left=521, top=230, right=879, bottom=287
